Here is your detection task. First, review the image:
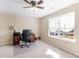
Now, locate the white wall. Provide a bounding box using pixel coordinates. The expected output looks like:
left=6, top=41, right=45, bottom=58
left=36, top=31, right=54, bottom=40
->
left=0, top=13, right=16, bottom=44
left=40, top=3, right=79, bottom=56
left=14, top=16, right=39, bottom=37
left=0, top=13, right=39, bottom=44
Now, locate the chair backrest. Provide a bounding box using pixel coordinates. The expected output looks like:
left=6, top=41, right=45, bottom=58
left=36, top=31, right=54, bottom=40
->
left=22, top=29, right=32, bottom=42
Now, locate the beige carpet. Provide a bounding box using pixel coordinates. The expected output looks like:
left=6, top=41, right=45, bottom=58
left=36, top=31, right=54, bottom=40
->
left=0, top=40, right=77, bottom=58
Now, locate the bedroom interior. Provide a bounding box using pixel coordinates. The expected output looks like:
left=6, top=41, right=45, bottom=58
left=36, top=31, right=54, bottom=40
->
left=0, top=0, right=79, bottom=58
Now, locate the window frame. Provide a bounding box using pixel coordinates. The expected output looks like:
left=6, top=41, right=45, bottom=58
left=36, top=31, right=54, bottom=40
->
left=48, top=11, right=76, bottom=43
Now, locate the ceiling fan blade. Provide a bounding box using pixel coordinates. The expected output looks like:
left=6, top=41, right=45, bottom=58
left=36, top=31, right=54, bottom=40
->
left=37, top=0, right=43, bottom=5
left=23, top=6, right=32, bottom=8
left=24, top=0, right=31, bottom=5
left=36, top=6, right=44, bottom=9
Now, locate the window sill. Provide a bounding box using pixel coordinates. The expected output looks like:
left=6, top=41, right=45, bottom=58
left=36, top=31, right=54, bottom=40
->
left=48, top=35, right=76, bottom=43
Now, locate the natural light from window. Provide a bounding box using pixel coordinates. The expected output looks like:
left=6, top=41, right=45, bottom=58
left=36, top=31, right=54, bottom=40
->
left=46, top=48, right=60, bottom=58
left=48, top=11, right=75, bottom=42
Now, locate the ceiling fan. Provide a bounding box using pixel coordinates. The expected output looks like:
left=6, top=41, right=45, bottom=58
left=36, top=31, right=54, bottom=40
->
left=23, top=0, right=44, bottom=11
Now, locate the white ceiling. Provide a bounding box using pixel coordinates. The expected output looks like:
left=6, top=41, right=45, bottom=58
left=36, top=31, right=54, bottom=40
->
left=0, top=0, right=79, bottom=18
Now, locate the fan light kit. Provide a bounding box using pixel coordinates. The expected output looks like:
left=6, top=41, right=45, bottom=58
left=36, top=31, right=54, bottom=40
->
left=23, top=0, right=44, bottom=11
left=32, top=6, right=37, bottom=11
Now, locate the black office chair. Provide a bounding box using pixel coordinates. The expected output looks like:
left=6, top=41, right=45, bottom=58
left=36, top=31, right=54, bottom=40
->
left=20, top=29, right=32, bottom=48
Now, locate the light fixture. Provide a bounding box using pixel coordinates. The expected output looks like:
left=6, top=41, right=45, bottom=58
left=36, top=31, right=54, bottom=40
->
left=32, top=6, right=36, bottom=11
left=23, top=0, right=44, bottom=11
left=31, top=6, right=38, bottom=11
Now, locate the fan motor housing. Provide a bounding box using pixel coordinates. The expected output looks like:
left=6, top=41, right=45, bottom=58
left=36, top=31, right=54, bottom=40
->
left=31, top=1, right=36, bottom=6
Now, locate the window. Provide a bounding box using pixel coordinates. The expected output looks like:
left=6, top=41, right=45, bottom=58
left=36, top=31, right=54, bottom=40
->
left=48, top=11, right=75, bottom=42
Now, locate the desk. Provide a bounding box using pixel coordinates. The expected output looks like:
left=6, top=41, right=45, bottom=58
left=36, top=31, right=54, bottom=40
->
left=13, top=32, right=21, bottom=45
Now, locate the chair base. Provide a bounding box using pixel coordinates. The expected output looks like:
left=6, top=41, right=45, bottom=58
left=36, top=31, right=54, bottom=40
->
left=20, top=43, right=31, bottom=48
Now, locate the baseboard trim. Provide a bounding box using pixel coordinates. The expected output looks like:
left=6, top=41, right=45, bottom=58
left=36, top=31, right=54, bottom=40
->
left=0, top=42, right=13, bottom=46
left=41, top=39, right=79, bottom=57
